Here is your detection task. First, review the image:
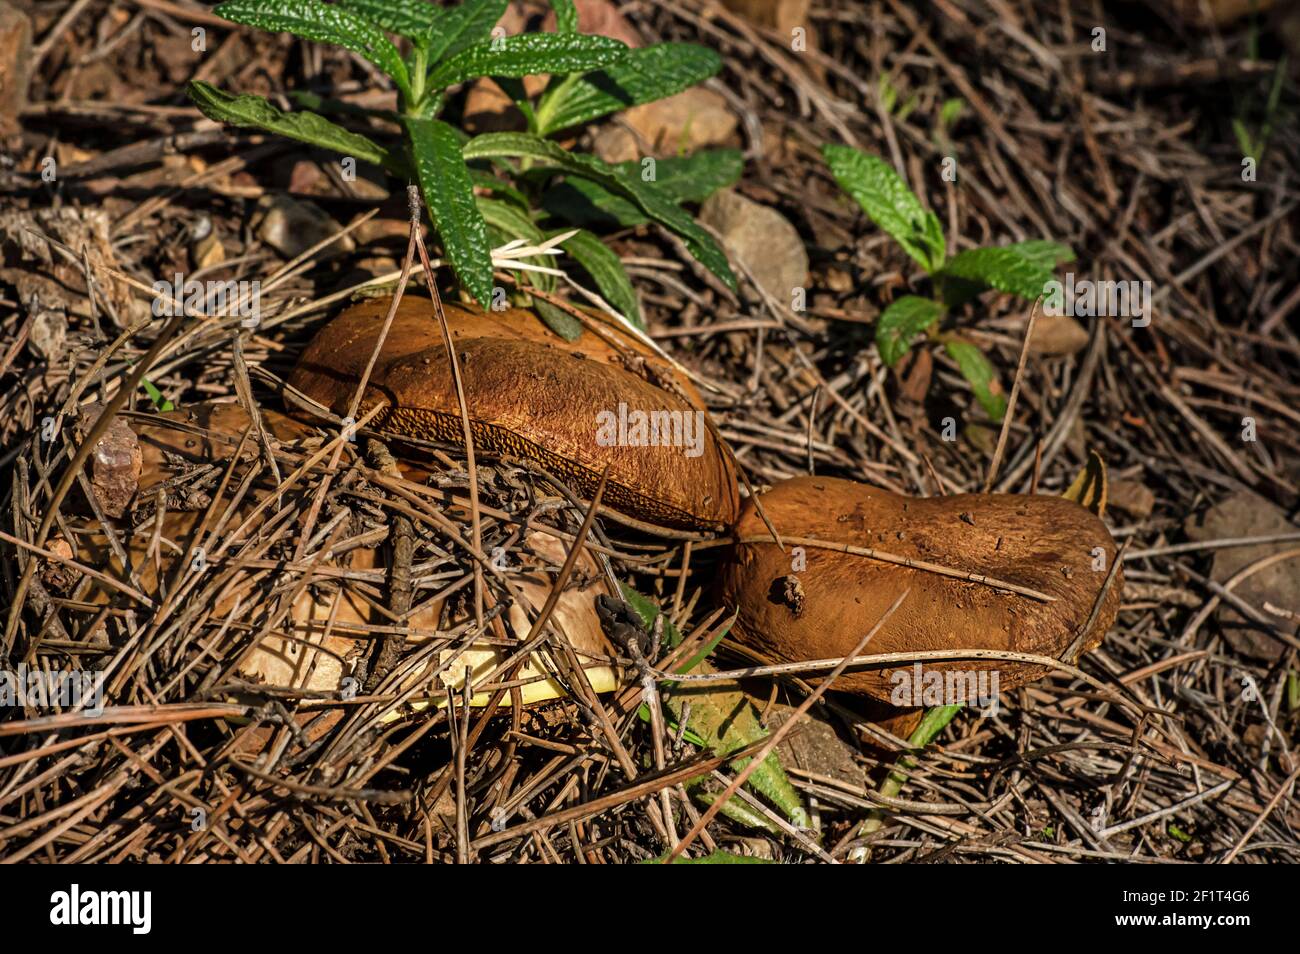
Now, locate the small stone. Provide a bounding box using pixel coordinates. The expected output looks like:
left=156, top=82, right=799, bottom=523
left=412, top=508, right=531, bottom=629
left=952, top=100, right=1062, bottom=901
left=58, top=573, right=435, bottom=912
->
left=26, top=308, right=67, bottom=362
left=41, top=538, right=76, bottom=591
left=1028, top=314, right=1089, bottom=356
left=720, top=0, right=813, bottom=38
left=1184, top=490, right=1300, bottom=662
left=288, top=159, right=327, bottom=194
left=1109, top=479, right=1156, bottom=519
left=192, top=232, right=225, bottom=270
left=88, top=413, right=143, bottom=519
left=823, top=264, right=854, bottom=293
left=255, top=196, right=354, bottom=260
left=700, top=188, right=808, bottom=304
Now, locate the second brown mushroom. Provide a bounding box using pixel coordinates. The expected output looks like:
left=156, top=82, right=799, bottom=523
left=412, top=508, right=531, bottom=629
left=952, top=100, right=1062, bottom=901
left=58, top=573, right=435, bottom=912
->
left=719, top=475, right=1123, bottom=703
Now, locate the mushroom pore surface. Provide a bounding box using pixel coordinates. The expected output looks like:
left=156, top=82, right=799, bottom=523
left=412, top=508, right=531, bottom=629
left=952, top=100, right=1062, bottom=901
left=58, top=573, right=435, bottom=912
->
left=287, top=296, right=740, bottom=532
left=719, top=476, right=1124, bottom=701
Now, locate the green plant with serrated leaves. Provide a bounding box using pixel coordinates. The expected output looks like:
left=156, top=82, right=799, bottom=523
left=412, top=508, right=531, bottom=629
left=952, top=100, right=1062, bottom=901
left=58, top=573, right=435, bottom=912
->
left=823, top=143, right=1074, bottom=421
left=188, top=0, right=741, bottom=338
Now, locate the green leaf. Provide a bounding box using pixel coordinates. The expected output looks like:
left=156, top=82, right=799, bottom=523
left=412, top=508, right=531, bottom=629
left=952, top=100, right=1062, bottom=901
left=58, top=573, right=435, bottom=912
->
left=937, top=245, right=1055, bottom=303
left=335, top=0, right=438, bottom=37
left=540, top=150, right=741, bottom=230
left=535, top=43, right=722, bottom=135
left=876, top=295, right=942, bottom=368
left=542, top=177, right=646, bottom=229
left=641, top=148, right=743, bottom=203
left=466, top=133, right=736, bottom=290
left=878, top=75, right=899, bottom=115
left=554, top=228, right=643, bottom=329
left=878, top=74, right=898, bottom=114
left=428, top=33, right=629, bottom=89
left=424, top=0, right=507, bottom=64
left=534, top=299, right=583, bottom=340
left=469, top=169, right=529, bottom=208
left=188, top=81, right=404, bottom=173
left=672, top=612, right=732, bottom=677
left=476, top=195, right=542, bottom=241
left=663, top=663, right=807, bottom=830
left=822, top=143, right=945, bottom=272
left=549, top=0, right=578, bottom=33
left=405, top=117, right=494, bottom=306
left=1004, top=239, right=1075, bottom=270
left=478, top=199, right=578, bottom=338
left=856, top=704, right=962, bottom=841
left=692, top=789, right=782, bottom=833
left=214, top=0, right=411, bottom=99
left=944, top=338, right=1006, bottom=421
left=939, top=97, right=965, bottom=128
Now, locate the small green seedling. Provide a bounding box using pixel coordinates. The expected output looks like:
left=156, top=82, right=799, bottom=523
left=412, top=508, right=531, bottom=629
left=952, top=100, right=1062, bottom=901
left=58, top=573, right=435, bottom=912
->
left=189, top=0, right=741, bottom=338
left=822, top=143, right=1075, bottom=421
left=1232, top=55, right=1288, bottom=165
left=141, top=378, right=175, bottom=412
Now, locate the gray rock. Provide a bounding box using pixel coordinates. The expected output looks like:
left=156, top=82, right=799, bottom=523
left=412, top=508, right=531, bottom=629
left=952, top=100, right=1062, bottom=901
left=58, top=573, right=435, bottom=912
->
left=255, top=196, right=354, bottom=260
left=700, top=188, right=808, bottom=305
left=1184, top=490, right=1300, bottom=661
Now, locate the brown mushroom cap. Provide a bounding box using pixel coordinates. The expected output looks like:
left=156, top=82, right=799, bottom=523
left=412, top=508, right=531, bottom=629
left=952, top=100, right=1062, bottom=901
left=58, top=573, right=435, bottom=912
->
left=720, top=476, right=1123, bottom=701
left=67, top=403, right=620, bottom=708
left=287, top=296, right=740, bottom=532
